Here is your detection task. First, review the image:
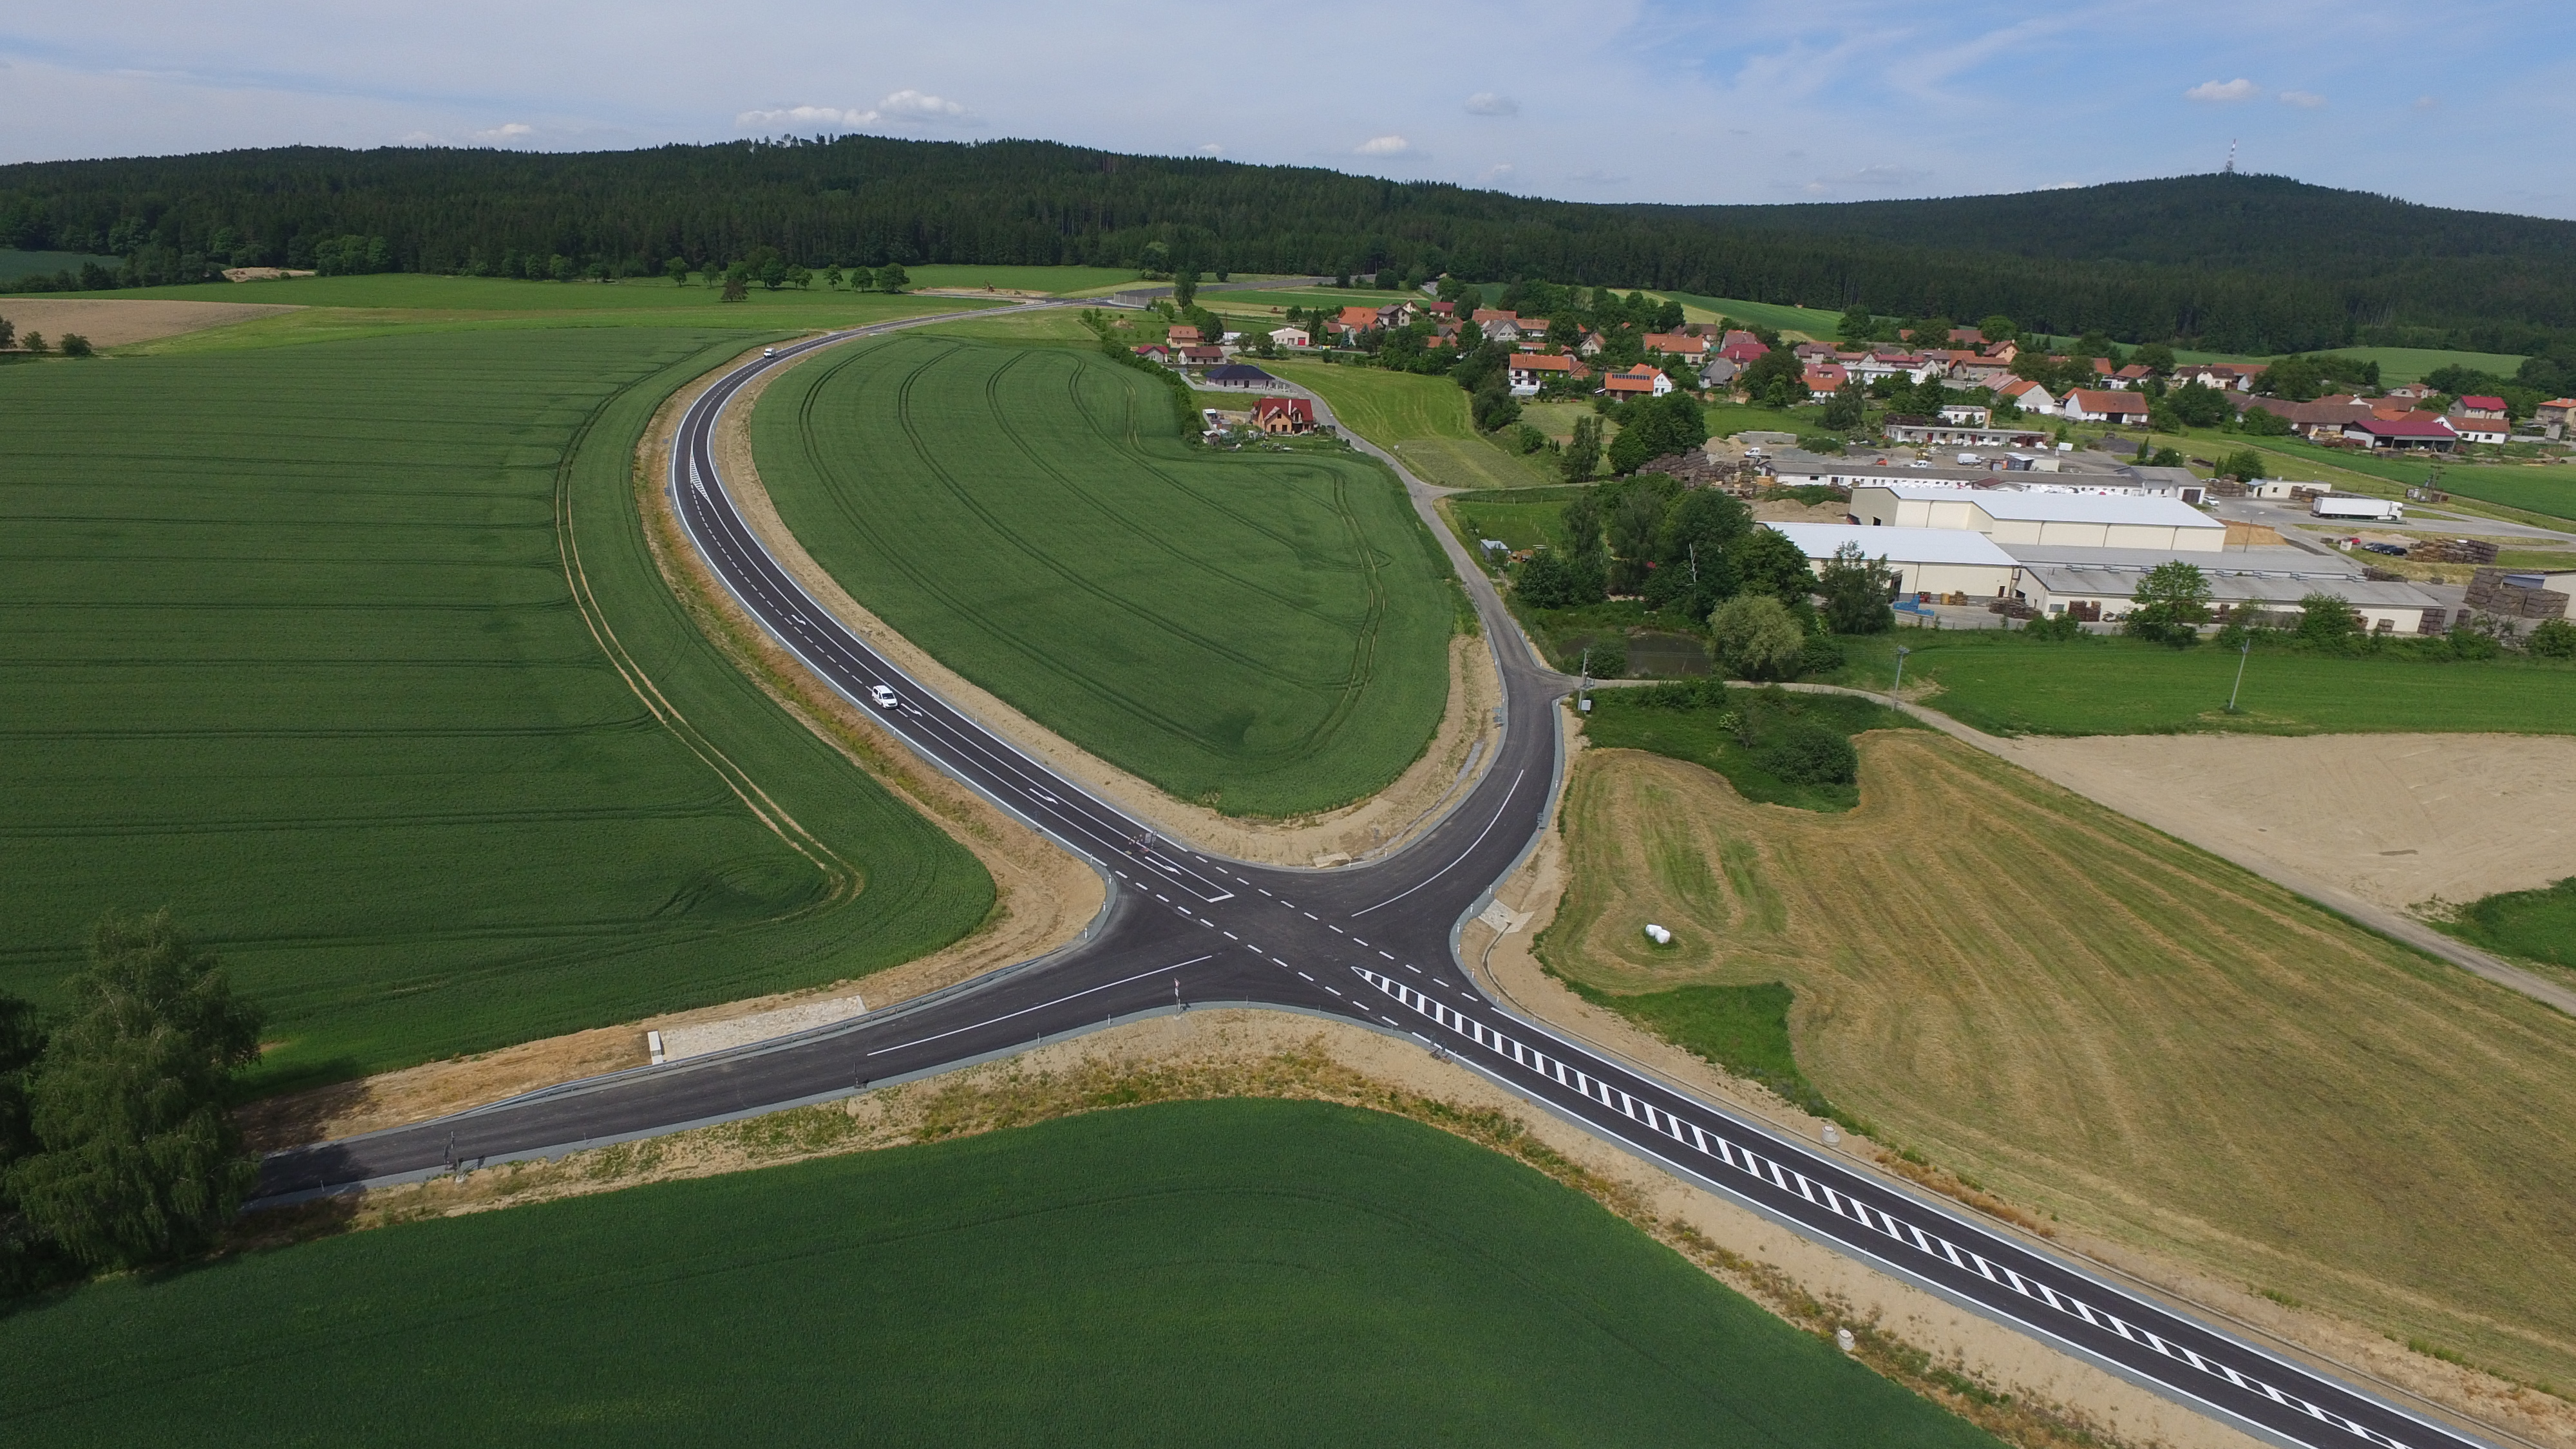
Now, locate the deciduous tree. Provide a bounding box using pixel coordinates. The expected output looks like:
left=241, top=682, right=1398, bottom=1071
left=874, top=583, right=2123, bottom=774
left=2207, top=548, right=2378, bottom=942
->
left=1709, top=594, right=1806, bottom=680
left=2125, top=561, right=2211, bottom=645
left=1817, top=542, right=1895, bottom=634
left=6, top=911, right=264, bottom=1273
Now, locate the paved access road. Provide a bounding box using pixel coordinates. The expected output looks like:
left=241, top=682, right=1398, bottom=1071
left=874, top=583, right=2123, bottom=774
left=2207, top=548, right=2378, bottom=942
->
left=257, top=312, right=2495, bottom=1449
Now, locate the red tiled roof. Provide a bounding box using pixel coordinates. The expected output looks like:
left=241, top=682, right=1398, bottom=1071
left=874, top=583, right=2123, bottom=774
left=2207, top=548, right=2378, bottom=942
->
left=1511, top=352, right=1579, bottom=372
left=2350, top=416, right=2458, bottom=439
left=2458, top=395, right=2508, bottom=410
left=2068, top=388, right=2149, bottom=413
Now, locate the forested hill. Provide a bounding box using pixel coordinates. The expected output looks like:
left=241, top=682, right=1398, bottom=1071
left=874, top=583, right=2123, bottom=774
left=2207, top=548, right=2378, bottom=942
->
left=3, top=137, right=2568, bottom=353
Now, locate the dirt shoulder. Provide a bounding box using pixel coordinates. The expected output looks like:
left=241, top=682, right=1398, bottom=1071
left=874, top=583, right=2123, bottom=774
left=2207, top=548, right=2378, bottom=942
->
left=238, top=343, right=1104, bottom=1151
left=1, top=297, right=298, bottom=346
left=2008, top=732, right=2576, bottom=914
left=240, top=1007, right=2263, bottom=1449
left=712, top=348, right=1503, bottom=868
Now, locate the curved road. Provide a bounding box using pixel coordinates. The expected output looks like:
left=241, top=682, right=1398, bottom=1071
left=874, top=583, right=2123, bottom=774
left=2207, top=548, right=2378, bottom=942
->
left=258, top=310, right=2497, bottom=1449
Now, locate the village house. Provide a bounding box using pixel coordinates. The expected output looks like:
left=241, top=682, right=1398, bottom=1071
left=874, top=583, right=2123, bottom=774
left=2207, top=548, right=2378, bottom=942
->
left=1644, top=331, right=1708, bottom=357
left=1166, top=325, right=1202, bottom=347
left=2343, top=414, right=2459, bottom=451
left=1995, top=378, right=2056, bottom=414
left=1268, top=325, right=1309, bottom=348
left=2450, top=416, right=2510, bottom=446
left=1472, top=308, right=1528, bottom=343
left=2452, top=394, right=2511, bottom=421
left=1802, top=363, right=1851, bottom=397
left=1132, top=343, right=1175, bottom=365
left=2108, top=363, right=2154, bottom=390
left=1602, top=364, right=1674, bottom=399
left=2062, top=388, right=2153, bottom=426
left=1334, top=305, right=1383, bottom=343
left=1251, top=397, right=1316, bottom=435
left=1507, top=351, right=1587, bottom=396
left=2175, top=362, right=2268, bottom=392
left=2537, top=399, right=2576, bottom=434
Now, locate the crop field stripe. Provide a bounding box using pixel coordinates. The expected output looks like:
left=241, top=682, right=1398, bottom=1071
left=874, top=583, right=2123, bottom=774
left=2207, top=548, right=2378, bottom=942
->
left=754, top=336, right=1452, bottom=815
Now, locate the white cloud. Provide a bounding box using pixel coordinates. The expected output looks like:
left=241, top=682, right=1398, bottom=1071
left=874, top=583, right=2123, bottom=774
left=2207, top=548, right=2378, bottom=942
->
left=1480, top=162, right=1516, bottom=185
left=2414, top=94, right=2442, bottom=111
left=1568, top=167, right=1629, bottom=185
left=473, top=121, right=533, bottom=141
left=2278, top=90, right=2325, bottom=109
left=2184, top=78, right=2260, bottom=104
left=873, top=88, right=976, bottom=124
left=1464, top=92, right=1518, bottom=117
left=735, top=90, right=978, bottom=131
left=1196, top=142, right=1222, bottom=155
left=1355, top=134, right=1410, bottom=155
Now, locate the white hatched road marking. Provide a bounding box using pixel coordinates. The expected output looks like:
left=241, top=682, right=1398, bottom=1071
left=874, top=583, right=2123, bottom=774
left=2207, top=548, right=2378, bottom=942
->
left=1349, top=967, right=2418, bottom=1449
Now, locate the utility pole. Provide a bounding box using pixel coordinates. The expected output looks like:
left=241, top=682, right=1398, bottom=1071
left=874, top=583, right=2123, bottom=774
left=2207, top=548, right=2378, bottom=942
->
left=2226, top=632, right=2253, bottom=714
left=1578, top=647, right=1591, bottom=714
left=1889, top=646, right=1911, bottom=711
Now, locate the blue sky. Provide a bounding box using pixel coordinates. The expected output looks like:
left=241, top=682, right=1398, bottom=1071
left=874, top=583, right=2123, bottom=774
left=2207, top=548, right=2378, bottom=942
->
left=5, top=1, right=2571, bottom=218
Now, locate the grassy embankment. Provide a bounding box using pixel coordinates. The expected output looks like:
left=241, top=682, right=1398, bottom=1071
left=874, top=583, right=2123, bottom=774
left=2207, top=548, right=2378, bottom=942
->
left=1824, top=630, right=2576, bottom=738
left=2437, top=877, right=2576, bottom=971
left=0, top=323, right=996, bottom=1094
left=0, top=1100, right=2001, bottom=1449
left=1544, top=724, right=2576, bottom=1390
left=753, top=335, right=1457, bottom=818
left=1260, top=355, right=1559, bottom=490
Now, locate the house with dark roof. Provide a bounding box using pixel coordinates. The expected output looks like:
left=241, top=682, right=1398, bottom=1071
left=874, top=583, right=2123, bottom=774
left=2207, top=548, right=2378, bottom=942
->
left=1205, top=363, right=1280, bottom=389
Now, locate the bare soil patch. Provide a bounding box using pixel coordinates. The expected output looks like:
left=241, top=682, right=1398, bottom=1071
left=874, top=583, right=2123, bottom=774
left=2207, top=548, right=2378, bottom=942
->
left=1527, top=728, right=2576, bottom=1430
left=0, top=298, right=296, bottom=346
left=241, top=1008, right=2266, bottom=1449
left=2014, top=733, right=2576, bottom=913
left=1750, top=497, right=1854, bottom=524
left=715, top=346, right=1504, bottom=867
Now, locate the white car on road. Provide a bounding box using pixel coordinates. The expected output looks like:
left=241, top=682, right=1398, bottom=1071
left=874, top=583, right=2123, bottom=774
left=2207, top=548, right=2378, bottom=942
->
left=868, top=684, right=900, bottom=710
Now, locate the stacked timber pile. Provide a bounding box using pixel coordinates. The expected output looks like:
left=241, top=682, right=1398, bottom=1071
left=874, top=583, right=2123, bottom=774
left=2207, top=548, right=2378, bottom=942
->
left=2464, top=567, right=2571, bottom=620
left=2413, top=537, right=2499, bottom=564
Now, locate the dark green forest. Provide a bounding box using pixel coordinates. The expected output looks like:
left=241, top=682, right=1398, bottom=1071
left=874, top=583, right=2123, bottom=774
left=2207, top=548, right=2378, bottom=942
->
left=5, top=136, right=2571, bottom=354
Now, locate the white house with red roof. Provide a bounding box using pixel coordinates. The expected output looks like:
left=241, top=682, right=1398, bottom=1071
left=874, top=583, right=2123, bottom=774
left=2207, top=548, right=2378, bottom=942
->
left=1996, top=379, right=2055, bottom=413
left=1508, top=352, right=1587, bottom=395
left=1802, top=363, right=1850, bottom=397
left=2452, top=395, right=2510, bottom=420
left=2061, top=389, right=2152, bottom=425
left=2450, top=417, right=2509, bottom=445
left=1644, top=331, right=1708, bottom=357
left=1252, top=397, right=1316, bottom=434
left=2343, top=414, right=2459, bottom=451
left=1603, top=363, right=1674, bottom=399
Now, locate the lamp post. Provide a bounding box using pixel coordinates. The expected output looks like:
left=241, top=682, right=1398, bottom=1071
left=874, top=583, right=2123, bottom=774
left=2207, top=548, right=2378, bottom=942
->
left=1578, top=647, right=1592, bottom=714
left=2226, top=631, right=2253, bottom=714
left=1889, top=646, right=1911, bottom=711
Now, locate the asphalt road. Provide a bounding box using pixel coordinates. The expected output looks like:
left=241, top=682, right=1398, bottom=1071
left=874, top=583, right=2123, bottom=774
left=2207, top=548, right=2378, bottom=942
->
left=256, top=310, right=2497, bottom=1449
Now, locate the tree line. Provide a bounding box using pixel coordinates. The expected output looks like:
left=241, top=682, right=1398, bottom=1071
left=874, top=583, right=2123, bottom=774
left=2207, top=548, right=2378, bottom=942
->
left=5, top=138, right=2573, bottom=353
left=2, top=911, right=265, bottom=1298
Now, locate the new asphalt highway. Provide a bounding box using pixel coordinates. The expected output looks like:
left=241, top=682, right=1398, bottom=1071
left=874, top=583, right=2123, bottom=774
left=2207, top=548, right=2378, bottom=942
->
left=257, top=309, right=2497, bottom=1449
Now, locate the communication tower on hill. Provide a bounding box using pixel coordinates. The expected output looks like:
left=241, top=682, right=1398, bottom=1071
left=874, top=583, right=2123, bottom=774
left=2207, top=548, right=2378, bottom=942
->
left=2223, top=138, right=2239, bottom=174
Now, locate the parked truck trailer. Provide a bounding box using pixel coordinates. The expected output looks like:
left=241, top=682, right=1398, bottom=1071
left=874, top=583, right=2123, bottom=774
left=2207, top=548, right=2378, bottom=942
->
left=2311, top=495, right=2405, bottom=521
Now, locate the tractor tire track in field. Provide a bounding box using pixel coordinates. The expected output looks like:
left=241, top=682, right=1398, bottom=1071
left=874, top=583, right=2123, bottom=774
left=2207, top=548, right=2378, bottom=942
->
left=556, top=354, right=860, bottom=919
left=794, top=345, right=1325, bottom=768
left=773, top=336, right=1442, bottom=798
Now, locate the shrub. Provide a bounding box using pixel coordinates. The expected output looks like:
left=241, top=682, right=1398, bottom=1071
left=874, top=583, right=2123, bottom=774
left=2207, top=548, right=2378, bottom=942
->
left=1709, top=594, right=1805, bottom=680
left=57, top=334, right=93, bottom=359
left=2023, top=611, right=2086, bottom=641
left=2528, top=618, right=2576, bottom=659
left=1759, top=721, right=1859, bottom=785
left=1797, top=636, right=1845, bottom=677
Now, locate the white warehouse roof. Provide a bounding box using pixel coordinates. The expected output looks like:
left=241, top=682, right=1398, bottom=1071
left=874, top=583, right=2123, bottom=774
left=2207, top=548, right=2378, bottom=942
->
left=1862, top=482, right=2221, bottom=531
left=1766, top=523, right=2020, bottom=567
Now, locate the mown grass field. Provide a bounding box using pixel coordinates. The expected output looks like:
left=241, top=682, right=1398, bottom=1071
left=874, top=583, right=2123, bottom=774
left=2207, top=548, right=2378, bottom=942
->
left=1658, top=292, right=1844, bottom=339
left=754, top=336, right=1457, bottom=817
left=1830, top=630, right=2576, bottom=737
left=902, top=263, right=1143, bottom=294
left=1261, top=358, right=1557, bottom=489
left=1541, top=734, right=2576, bottom=1388
left=0, top=1100, right=1994, bottom=1448
left=0, top=327, right=993, bottom=1092
left=2320, top=346, right=2527, bottom=385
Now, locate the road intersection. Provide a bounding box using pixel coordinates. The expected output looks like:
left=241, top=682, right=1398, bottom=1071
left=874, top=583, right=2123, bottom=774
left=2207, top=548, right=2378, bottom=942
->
left=255, top=310, right=2499, bottom=1449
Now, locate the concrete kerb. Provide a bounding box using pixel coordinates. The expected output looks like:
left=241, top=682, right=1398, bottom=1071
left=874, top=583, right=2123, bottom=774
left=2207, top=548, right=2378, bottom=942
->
left=244, top=999, right=1408, bottom=1212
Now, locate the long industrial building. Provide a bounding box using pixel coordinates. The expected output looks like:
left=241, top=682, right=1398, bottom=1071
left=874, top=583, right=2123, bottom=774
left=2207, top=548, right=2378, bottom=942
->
left=1848, top=482, right=2225, bottom=552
